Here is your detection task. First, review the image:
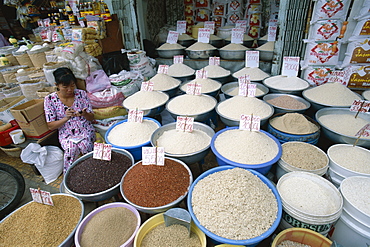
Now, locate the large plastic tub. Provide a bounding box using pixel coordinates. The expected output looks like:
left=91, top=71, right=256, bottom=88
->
left=271, top=228, right=332, bottom=247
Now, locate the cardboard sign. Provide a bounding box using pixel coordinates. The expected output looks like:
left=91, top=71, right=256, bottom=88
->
left=176, top=116, right=194, bottom=132
left=281, top=56, right=300, bottom=77
left=142, top=147, right=165, bottom=166
left=174, top=55, right=184, bottom=64
left=141, top=81, right=154, bottom=91
left=245, top=51, right=259, bottom=68
left=268, top=25, right=277, bottom=41
left=235, top=20, right=247, bottom=32
left=158, top=65, right=169, bottom=74
left=166, top=31, right=179, bottom=44
left=209, top=57, right=220, bottom=66
left=239, top=114, right=261, bottom=131
left=177, top=20, right=187, bottom=34
left=204, top=21, right=215, bottom=34
left=231, top=28, right=244, bottom=44
left=350, top=100, right=370, bottom=113
left=128, top=109, right=144, bottom=123
left=356, top=123, right=370, bottom=137
left=30, top=188, right=54, bottom=206
left=186, top=83, right=202, bottom=95
left=198, top=28, right=211, bottom=43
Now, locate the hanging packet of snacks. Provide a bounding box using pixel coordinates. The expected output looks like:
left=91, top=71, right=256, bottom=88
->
left=354, top=0, right=370, bottom=21
left=62, top=28, right=73, bottom=41
left=343, top=65, right=370, bottom=89
left=302, top=66, right=334, bottom=86
left=195, top=0, right=211, bottom=22
left=307, top=19, right=343, bottom=41
left=301, top=41, right=340, bottom=68
left=350, top=19, right=370, bottom=40
left=340, top=38, right=370, bottom=68
left=244, top=0, right=262, bottom=39
left=311, top=0, right=351, bottom=23
left=226, top=1, right=244, bottom=25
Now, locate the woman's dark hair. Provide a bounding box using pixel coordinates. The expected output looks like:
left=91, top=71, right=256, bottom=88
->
left=53, top=67, right=77, bottom=86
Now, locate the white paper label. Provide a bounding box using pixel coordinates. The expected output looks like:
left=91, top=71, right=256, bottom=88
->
left=195, top=69, right=208, bottom=79
left=177, top=20, right=187, bottom=34
left=173, top=55, right=184, bottom=64
left=128, top=109, right=144, bottom=123
left=102, top=144, right=112, bottom=161
left=281, top=56, right=300, bottom=77
left=198, top=28, right=211, bottom=43
left=235, top=20, right=247, bottom=32
left=209, top=57, right=220, bottom=66
left=142, top=147, right=165, bottom=166
left=245, top=51, right=259, bottom=68
left=93, top=142, right=104, bottom=159
left=166, top=31, right=179, bottom=44
left=141, top=81, right=154, bottom=91
left=176, top=116, right=194, bottom=132
left=268, top=26, right=277, bottom=42
left=186, top=83, right=202, bottom=95
left=158, top=65, right=169, bottom=74
left=30, top=188, right=54, bottom=206
left=350, top=100, right=370, bottom=113
left=356, top=123, right=370, bottom=137
left=328, top=71, right=347, bottom=86
left=231, top=28, right=244, bottom=44
left=204, top=21, right=215, bottom=34
left=268, top=19, right=278, bottom=27
left=239, top=114, right=261, bottom=131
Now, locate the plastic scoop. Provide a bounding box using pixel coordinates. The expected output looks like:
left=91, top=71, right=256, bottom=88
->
left=163, top=208, right=191, bottom=236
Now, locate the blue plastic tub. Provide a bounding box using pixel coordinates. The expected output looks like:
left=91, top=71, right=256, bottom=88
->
left=211, top=127, right=282, bottom=175
left=187, top=165, right=282, bottom=247
left=105, top=117, right=161, bottom=161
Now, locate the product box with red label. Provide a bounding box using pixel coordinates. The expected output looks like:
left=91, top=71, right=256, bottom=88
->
left=10, top=99, right=50, bottom=138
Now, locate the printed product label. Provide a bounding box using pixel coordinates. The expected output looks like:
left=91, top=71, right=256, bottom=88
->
left=320, top=0, right=344, bottom=18
left=282, top=211, right=333, bottom=234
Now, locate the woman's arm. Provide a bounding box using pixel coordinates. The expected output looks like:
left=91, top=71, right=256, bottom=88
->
left=80, top=108, right=94, bottom=121
left=47, top=108, right=75, bottom=130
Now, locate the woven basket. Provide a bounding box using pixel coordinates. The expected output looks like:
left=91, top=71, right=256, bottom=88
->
left=0, top=146, right=22, bottom=157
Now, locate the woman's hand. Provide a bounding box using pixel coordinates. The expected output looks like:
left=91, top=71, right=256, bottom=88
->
left=65, top=108, right=76, bottom=119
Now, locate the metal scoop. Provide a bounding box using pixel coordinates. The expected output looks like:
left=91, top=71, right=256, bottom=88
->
left=163, top=208, right=191, bottom=237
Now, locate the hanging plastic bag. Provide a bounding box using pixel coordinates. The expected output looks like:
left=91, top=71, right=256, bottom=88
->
left=87, top=86, right=125, bottom=108
left=85, top=69, right=111, bottom=93
left=20, top=143, right=63, bottom=184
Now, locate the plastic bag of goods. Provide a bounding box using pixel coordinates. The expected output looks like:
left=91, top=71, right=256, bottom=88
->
left=340, top=38, right=370, bottom=69
left=311, top=0, right=351, bottom=23
left=301, top=41, right=340, bottom=69
left=60, top=41, right=84, bottom=60
left=302, top=66, right=334, bottom=86
left=43, top=61, right=69, bottom=85
left=87, top=86, right=125, bottom=109
left=109, top=70, right=143, bottom=97
left=126, top=50, right=156, bottom=78
left=308, top=19, right=342, bottom=42
left=93, top=106, right=127, bottom=120
left=92, top=115, right=127, bottom=137
left=19, top=80, right=45, bottom=100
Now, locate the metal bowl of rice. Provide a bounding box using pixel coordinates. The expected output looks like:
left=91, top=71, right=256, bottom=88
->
left=263, top=93, right=311, bottom=114
left=221, top=81, right=269, bottom=99
left=123, top=91, right=170, bottom=117
left=157, top=49, right=185, bottom=59
left=186, top=49, right=218, bottom=59
left=151, top=122, right=215, bottom=164
left=219, top=49, right=246, bottom=60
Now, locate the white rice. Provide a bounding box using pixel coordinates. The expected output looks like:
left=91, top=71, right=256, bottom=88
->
left=210, top=34, right=222, bottom=40
left=178, top=33, right=194, bottom=41
left=225, top=85, right=264, bottom=97
left=107, top=120, right=159, bottom=146
left=186, top=42, right=217, bottom=51
left=217, top=95, right=273, bottom=120
left=264, top=75, right=309, bottom=90
left=180, top=78, right=221, bottom=93
left=123, top=91, right=169, bottom=110
left=341, top=176, right=370, bottom=215
left=214, top=129, right=279, bottom=164
left=156, top=129, right=211, bottom=154
left=202, top=65, right=231, bottom=78
left=256, top=41, right=275, bottom=51
left=167, top=63, right=195, bottom=77
left=220, top=43, right=249, bottom=51
left=157, top=43, right=185, bottom=50
left=167, top=94, right=216, bottom=115
left=304, top=83, right=361, bottom=106
left=233, top=67, right=270, bottom=81
left=150, top=73, right=181, bottom=91
left=328, top=145, right=370, bottom=174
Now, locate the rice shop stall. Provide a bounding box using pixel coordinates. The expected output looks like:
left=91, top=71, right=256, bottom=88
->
left=1, top=0, right=370, bottom=247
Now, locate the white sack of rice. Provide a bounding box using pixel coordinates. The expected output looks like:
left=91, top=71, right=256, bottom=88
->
left=167, top=94, right=216, bottom=115
left=233, top=67, right=270, bottom=81
left=150, top=73, right=181, bottom=91
left=180, top=78, right=221, bottom=93
left=123, top=91, right=169, bottom=110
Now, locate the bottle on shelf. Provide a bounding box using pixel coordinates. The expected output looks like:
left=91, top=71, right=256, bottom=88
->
left=8, top=36, right=18, bottom=48
left=0, top=55, right=10, bottom=66
left=92, top=0, right=100, bottom=16
left=65, top=2, right=77, bottom=25
left=100, top=0, right=112, bottom=22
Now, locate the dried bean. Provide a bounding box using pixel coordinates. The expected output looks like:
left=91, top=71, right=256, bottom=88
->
left=122, top=159, right=190, bottom=208
left=267, top=95, right=306, bottom=109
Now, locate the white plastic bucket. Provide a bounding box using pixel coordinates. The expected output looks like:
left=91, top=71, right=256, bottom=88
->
left=326, top=167, right=345, bottom=188
left=277, top=171, right=343, bottom=236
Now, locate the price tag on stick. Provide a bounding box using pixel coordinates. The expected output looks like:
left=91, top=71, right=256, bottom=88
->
left=267, top=25, right=277, bottom=42
left=176, top=116, right=194, bottom=132
left=142, top=147, right=165, bottom=166
left=245, top=51, right=259, bottom=68
left=350, top=100, right=370, bottom=117
left=204, top=21, right=215, bottom=34
left=158, top=65, right=169, bottom=74
left=195, top=69, right=207, bottom=79
left=281, top=56, right=300, bottom=77
left=30, top=188, right=54, bottom=206
left=174, top=55, right=184, bottom=64
left=128, top=109, right=144, bottom=123
left=354, top=123, right=370, bottom=146
left=197, top=28, right=211, bottom=43
left=239, top=114, right=261, bottom=131
left=209, top=57, right=220, bottom=66
left=186, top=83, right=202, bottom=95
left=166, top=31, right=179, bottom=44
left=235, top=20, right=247, bottom=32
left=231, top=28, right=244, bottom=44
left=102, top=144, right=112, bottom=161
left=328, top=71, right=347, bottom=86
left=177, top=20, right=187, bottom=34
left=93, top=142, right=104, bottom=159
left=141, top=81, right=154, bottom=91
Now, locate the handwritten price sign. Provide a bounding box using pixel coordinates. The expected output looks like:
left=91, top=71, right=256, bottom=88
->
left=141, top=81, right=154, bottom=91
left=239, top=83, right=256, bottom=97
left=268, top=26, right=277, bottom=41
left=236, top=20, right=247, bottom=32
left=204, top=21, right=215, bottom=34
left=356, top=123, right=370, bottom=137
left=177, top=20, right=187, bottom=34
left=350, top=100, right=370, bottom=113
left=102, top=144, right=112, bottom=161
left=128, top=109, right=144, bottom=123
left=245, top=51, right=259, bottom=68
left=239, top=114, right=261, bottom=131
left=142, top=147, right=165, bottom=166
left=198, top=28, right=211, bottom=43
left=195, top=69, right=208, bottom=79
left=186, top=83, right=202, bottom=95
left=30, top=188, right=54, bottom=206
left=166, top=31, right=179, bottom=44
left=281, top=56, right=300, bottom=77
left=93, top=142, right=112, bottom=161
left=176, top=116, right=194, bottom=132
left=328, top=71, right=347, bottom=86
left=209, top=57, right=220, bottom=66
left=231, top=28, right=244, bottom=44
left=158, top=65, right=169, bottom=74
left=174, top=55, right=184, bottom=64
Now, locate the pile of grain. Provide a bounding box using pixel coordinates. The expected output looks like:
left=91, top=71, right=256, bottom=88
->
left=157, top=43, right=185, bottom=50
left=233, top=67, right=270, bottom=81
left=225, top=34, right=254, bottom=41
left=318, top=113, right=370, bottom=139
left=150, top=73, right=181, bottom=91
left=191, top=168, right=278, bottom=240
left=220, top=43, right=249, bottom=51
left=202, top=64, right=230, bottom=77
left=123, top=91, right=169, bottom=110
left=225, top=84, right=265, bottom=97
left=156, top=129, right=211, bottom=154
left=257, top=41, right=275, bottom=51
left=180, top=78, right=221, bottom=93
left=167, top=94, right=216, bottom=115
left=303, top=83, right=361, bottom=106
left=210, top=34, right=222, bottom=40
left=328, top=145, right=370, bottom=174
left=363, top=90, right=370, bottom=100
left=167, top=63, right=195, bottom=77
left=107, top=119, right=159, bottom=146
left=270, top=113, right=319, bottom=135
left=264, top=76, right=309, bottom=90
left=217, top=95, right=273, bottom=120
left=277, top=240, right=311, bottom=247
left=281, top=142, right=328, bottom=170
left=186, top=42, right=217, bottom=51
left=178, top=33, right=194, bottom=41
left=266, top=95, right=307, bottom=109
left=214, top=129, right=279, bottom=164
left=341, top=176, right=370, bottom=215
